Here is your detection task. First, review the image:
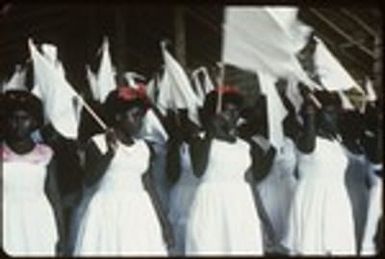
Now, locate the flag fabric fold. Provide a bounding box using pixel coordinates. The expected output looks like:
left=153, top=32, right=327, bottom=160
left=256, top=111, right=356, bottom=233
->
left=222, top=6, right=320, bottom=90
left=314, top=36, right=363, bottom=93
left=258, top=70, right=288, bottom=149
left=157, top=43, right=201, bottom=125
left=2, top=65, right=27, bottom=92
left=29, top=39, right=80, bottom=139
left=191, top=66, right=215, bottom=106
left=87, top=38, right=117, bottom=103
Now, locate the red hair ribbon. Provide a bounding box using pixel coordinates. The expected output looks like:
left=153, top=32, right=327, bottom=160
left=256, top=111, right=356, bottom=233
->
left=214, top=85, right=240, bottom=95
left=117, top=84, right=149, bottom=103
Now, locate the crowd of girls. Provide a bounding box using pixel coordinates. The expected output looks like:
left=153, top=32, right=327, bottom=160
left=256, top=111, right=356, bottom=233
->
left=1, top=78, right=382, bottom=256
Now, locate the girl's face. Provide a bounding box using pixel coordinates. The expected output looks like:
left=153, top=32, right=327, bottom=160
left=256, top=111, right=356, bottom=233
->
left=220, top=102, right=240, bottom=130
left=319, top=105, right=339, bottom=134
left=7, top=109, right=37, bottom=140
left=115, top=106, right=146, bottom=137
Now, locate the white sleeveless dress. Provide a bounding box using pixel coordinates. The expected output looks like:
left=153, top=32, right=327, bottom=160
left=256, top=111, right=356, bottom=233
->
left=185, top=138, right=264, bottom=255
left=344, top=149, right=370, bottom=252
left=283, top=137, right=356, bottom=255
left=2, top=143, right=58, bottom=256
left=257, top=137, right=297, bottom=242
left=360, top=163, right=383, bottom=256
left=168, top=143, right=200, bottom=255
left=73, top=134, right=167, bottom=256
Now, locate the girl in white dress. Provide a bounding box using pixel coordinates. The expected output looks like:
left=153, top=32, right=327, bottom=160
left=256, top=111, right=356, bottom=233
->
left=283, top=91, right=356, bottom=255
left=340, top=111, right=370, bottom=253
left=360, top=103, right=383, bottom=255
left=2, top=90, right=64, bottom=256
left=166, top=110, right=200, bottom=255
left=185, top=87, right=264, bottom=255
left=257, top=136, right=297, bottom=243
left=73, top=87, right=172, bottom=256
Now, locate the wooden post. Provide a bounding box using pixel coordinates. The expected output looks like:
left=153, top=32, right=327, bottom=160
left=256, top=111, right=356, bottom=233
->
left=115, top=5, right=127, bottom=80
left=174, top=6, right=186, bottom=68
left=374, top=25, right=382, bottom=162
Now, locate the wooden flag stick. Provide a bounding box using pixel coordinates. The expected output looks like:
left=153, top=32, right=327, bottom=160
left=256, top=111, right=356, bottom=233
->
left=75, top=94, right=108, bottom=130
left=308, top=92, right=322, bottom=109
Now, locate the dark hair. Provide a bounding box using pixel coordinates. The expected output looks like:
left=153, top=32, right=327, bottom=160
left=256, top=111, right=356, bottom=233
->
left=103, top=87, right=150, bottom=126
left=313, top=90, right=342, bottom=109
left=202, top=87, right=244, bottom=119
left=4, top=90, right=44, bottom=126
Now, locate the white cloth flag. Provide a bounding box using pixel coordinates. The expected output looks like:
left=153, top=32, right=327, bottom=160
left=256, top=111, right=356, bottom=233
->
left=91, top=38, right=117, bottom=103
left=32, top=43, right=66, bottom=98
left=124, top=72, right=146, bottom=88
left=338, top=91, right=355, bottom=110
left=222, top=6, right=320, bottom=90
left=157, top=43, right=201, bottom=125
left=29, top=39, right=79, bottom=139
left=265, top=7, right=313, bottom=52
left=285, top=79, right=303, bottom=114
left=86, top=65, right=99, bottom=100
left=258, top=70, right=288, bottom=149
left=365, top=77, right=377, bottom=102
left=314, top=36, right=363, bottom=93
left=191, top=67, right=206, bottom=106
left=139, top=109, right=169, bottom=144
left=146, top=77, right=157, bottom=104
left=2, top=65, right=27, bottom=92
left=191, top=66, right=215, bottom=106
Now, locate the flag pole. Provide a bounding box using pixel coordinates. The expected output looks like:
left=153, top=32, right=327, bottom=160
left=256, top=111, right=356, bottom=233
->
left=75, top=93, right=108, bottom=130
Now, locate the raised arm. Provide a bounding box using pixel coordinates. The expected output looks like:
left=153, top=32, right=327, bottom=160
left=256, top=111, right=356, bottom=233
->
left=296, top=95, right=316, bottom=154
left=142, top=143, right=175, bottom=249
left=83, top=131, right=117, bottom=188
left=45, top=158, right=66, bottom=256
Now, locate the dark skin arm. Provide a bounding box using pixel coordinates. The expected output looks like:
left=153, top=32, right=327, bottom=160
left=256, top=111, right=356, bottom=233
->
left=296, top=95, right=316, bottom=154
left=190, top=113, right=232, bottom=178
left=44, top=158, right=66, bottom=256
left=83, top=130, right=116, bottom=188
left=166, top=137, right=182, bottom=184
left=142, top=143, right=175, bottom=249
left=189, top=135, right=212, bottom=177
left=249, top=140, right=276, bottom=182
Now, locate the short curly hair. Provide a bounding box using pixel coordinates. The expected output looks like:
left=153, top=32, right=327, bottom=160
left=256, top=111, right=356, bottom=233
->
left=4, top=90, right=44, bottom=127
left=103, top=86, right=150, bottom=126
left=202, top=86, right=244, bottom=119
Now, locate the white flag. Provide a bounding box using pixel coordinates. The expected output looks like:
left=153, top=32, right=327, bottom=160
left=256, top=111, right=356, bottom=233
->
left=191, top=67, right=206, bottom=106
left=265, top=7, right=312, bottom=52
left=29, top=39, right=79, bottom=139
left=258, top=70, right=288, bottom=149
left=92, top=38, right=117, bottom=103
left=2, top=65, right=27, bottom=92
left=157, top=42, right=201, bottom=125
left=222, top=6, right=320, bottom=90
left=338, top=91, right=355, bottom=110
left=146, top=77, right=157, bottom=104
left=191, top=66, right=215, bottom=107
left=314, top=37, right=363, bottom=93
left=86, top=65, right=99, bottom=100
left=139, top=109, right=169, bottom=144
left=365, top=77, right=377, bottom=102
left=124, top=72, right=146, bottom=88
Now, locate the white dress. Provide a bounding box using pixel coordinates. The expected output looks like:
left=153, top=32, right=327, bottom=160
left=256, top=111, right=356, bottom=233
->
left=168, top=143, right=200, bottom=255
left=73, top=134, right=167, bottom=256
left=257, top=137, right=297, bottom=242
left=360, top=163, right=383, bottom=256
left=185, top=138, right=264, bottom=255
left=2, top=143, right=58, bottom=256
left=283, top=137, right=356, bottom=255
left=344, top=149, right=370, bottom=252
